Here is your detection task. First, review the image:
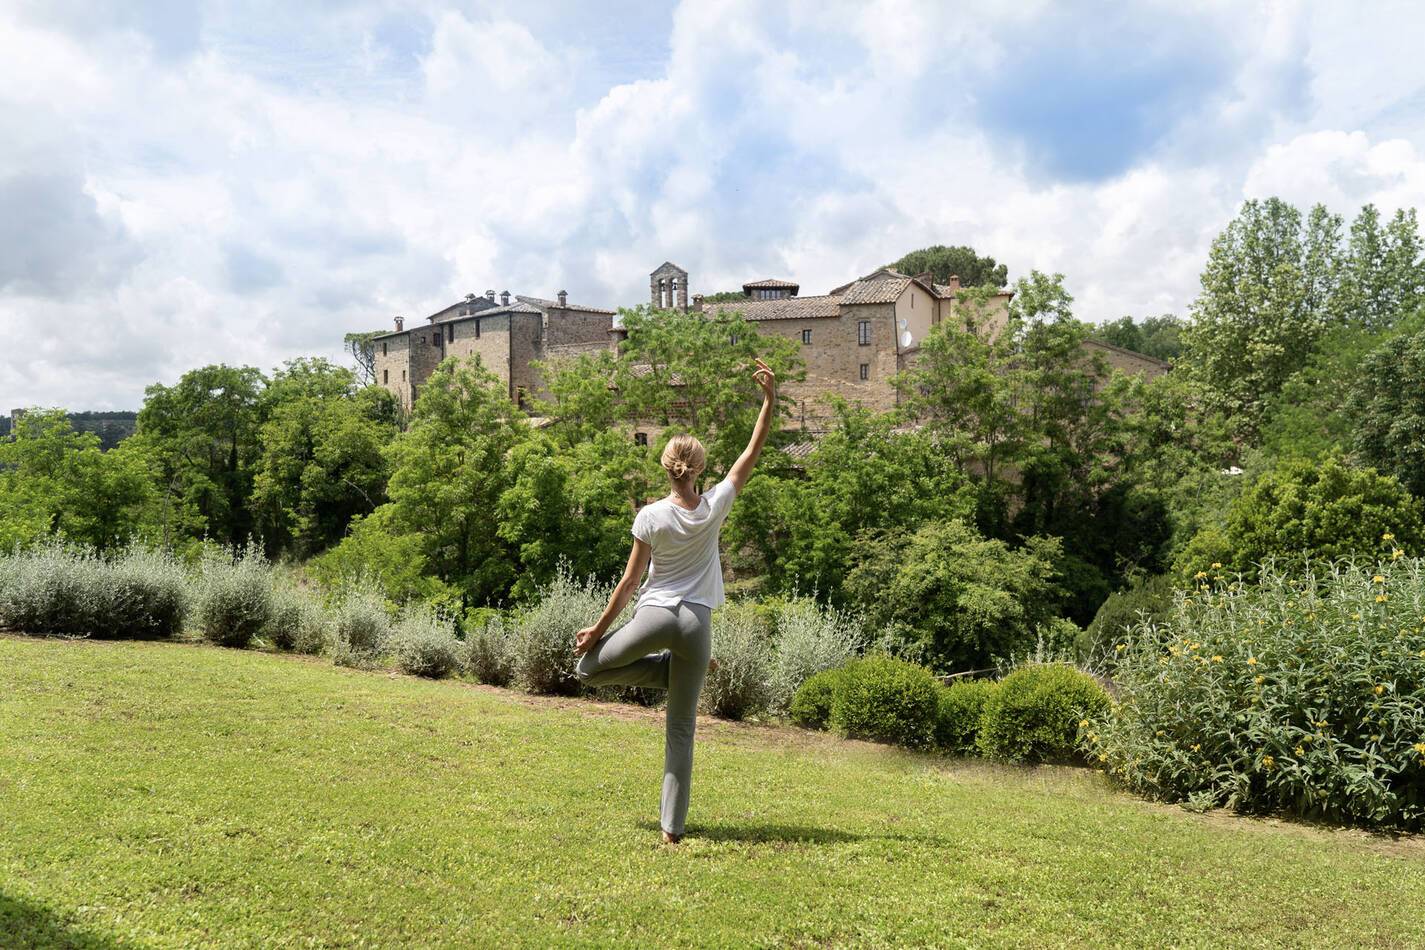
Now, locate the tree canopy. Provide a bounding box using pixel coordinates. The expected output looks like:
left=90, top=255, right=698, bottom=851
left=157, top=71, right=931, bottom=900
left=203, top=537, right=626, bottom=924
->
left=889, top=245, right=1009, bottom=288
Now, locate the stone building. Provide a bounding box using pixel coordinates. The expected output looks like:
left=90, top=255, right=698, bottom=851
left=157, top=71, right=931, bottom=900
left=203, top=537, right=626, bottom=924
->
left=697, top=267, right=1017, bottom=427
left=367, top=262, right=1168, bottom=425
left=371, top=289, right=615, bottom=412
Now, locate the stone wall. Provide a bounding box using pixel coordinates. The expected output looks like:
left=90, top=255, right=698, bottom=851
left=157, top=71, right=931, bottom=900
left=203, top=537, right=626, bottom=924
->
left=447, top=314, right=514, bottom=394
left=374, top=332, right=415, bottom=411
left=752, top=302, right=901, bottom=427
left=1081, top=339, right=1172, bottom=380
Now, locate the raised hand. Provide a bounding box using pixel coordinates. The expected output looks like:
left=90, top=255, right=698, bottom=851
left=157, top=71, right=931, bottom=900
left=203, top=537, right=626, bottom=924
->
left=753, top=358, right=776, bottom=400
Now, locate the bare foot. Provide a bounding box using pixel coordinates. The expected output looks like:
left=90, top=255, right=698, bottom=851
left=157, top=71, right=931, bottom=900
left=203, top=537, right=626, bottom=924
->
left=661, top=830, right=682, bottom=845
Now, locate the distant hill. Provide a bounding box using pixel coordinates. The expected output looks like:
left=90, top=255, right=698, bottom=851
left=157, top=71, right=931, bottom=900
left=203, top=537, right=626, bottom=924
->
left=4, top=411, right=138, bottom=450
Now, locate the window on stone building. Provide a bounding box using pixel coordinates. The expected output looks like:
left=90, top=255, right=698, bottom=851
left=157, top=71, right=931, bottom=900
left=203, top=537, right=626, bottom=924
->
left=634, top=432, right=648, bottom=447
left=475, top=320, right=481, bottom=339
left=383, top=369, right=388, bottom=384
left=859, top=363, right=869, bottom=381
left=801, top=328, right=812, bottom=345
left=858, top=321, right=871, bottom=345
left=447, top=324, right=455, bottom=343
left=382, top=342, right=388, bottom=356
left=402, top=369, right=407, bottom=381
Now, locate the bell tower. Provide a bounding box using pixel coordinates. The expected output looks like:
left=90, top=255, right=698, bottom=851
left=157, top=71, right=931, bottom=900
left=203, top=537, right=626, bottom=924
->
left=649, top=261, right=689, bottom=311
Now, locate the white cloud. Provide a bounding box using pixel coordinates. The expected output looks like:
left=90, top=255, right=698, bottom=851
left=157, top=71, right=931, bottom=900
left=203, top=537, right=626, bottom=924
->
left=3, top=0, right=1425, bottom=411
left=1243, top=130, right=1425, bottom=215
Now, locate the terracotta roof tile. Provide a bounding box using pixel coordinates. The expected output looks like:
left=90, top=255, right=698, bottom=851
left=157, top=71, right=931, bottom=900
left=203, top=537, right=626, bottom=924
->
left=704, top=294, right=843, bottom=321
left=840, top=272, right=911, bottom=305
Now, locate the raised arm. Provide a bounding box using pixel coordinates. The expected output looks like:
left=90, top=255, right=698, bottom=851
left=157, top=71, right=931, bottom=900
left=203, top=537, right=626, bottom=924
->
left=726, top=358, right=777, bottom=495
left=574, top=539, right=651, bottom=655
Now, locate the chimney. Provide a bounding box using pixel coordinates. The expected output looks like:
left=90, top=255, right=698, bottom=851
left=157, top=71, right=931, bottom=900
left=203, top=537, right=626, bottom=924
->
left=394, top=315, right=404, bottom=332
left=485, top=289, right=496, bottom=302
left=557, top=289, right=567, bottom=307
left=500, top=290, right=511, bottom=306
left=947, top=274, right=961, bottom=292
left=691, top=293, right=704, bottom=313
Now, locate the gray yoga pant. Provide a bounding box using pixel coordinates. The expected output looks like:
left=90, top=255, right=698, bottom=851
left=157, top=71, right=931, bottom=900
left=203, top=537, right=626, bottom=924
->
left=575, top=600, right=712, bottom=836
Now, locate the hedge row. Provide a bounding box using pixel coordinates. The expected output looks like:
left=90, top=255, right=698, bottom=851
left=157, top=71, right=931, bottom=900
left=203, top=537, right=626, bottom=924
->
left=791, top=655, right=1111, bottom=764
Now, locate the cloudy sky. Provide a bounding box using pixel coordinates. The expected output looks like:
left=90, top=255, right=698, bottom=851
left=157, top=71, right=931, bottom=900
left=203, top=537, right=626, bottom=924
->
left=3, top=0, right=1425, bottom=410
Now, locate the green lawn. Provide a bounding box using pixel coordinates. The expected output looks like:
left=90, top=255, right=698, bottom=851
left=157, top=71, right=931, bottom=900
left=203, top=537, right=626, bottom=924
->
left=3, top=636, right=1424, bottom=948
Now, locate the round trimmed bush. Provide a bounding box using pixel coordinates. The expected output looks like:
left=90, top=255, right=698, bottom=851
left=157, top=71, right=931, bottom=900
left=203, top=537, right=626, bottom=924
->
left=935, top=679, right=999, bottom=755
left=829, top=655, right=940, bottom=749
left=977, top=663, right=1109, bottom=763
left=195, top=547, right=275, bottom=649
left=388, top=607, right=460, bottom=679
left=788, top=665, right=847, bottom=730
left=701, top=604, right=773, bottom=720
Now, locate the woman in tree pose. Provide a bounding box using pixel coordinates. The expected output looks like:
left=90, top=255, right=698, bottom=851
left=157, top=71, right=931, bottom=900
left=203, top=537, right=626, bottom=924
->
left=575, top=358, right=777, bottom=844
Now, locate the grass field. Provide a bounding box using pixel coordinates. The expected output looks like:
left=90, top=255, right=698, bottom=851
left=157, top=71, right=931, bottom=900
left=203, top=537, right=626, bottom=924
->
left=3, top=635, right=1424, bottom=948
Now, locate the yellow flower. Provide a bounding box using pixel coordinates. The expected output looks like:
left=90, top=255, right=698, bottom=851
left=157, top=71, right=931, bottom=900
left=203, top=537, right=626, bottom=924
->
left=1377, top=594, right=1389, bottom=603
left=1294, top=746, right=1305, bottom=756
left=1211, top=562, right=1222, bottom=569
left=1262, top=754, right=1275, bottom=770
left=1393, top=549, right=1405, bottom=561
left=1247, top=656, right=1257, bottom=666
left=1383, top=532, right=1395, bottom=541
left=1116, top=643, right=1126, bottom=652
left=1194, top=570, right=1208, bottom=580
left=1374, top=684, right=1386, bottom=695
left=1374, top=575, right=1386, bottom=584
left=1254, top=675, right=1264, bottom=685
left=1079, top=719, right=1089, bottom=729
left=1211, top=655, right=1223, bottom=663
left=1317, top=720, right=1329, bottom=728
left=1352, top=613, right=1362, bottom=621
left=1413, top=742, right=1425, bottom=756
left=1155, top=730, right=1165, bottom=737
left=1190, top=743, right=1201, bottom=752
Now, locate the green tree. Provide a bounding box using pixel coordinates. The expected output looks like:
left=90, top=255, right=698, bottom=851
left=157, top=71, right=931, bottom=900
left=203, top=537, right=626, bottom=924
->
left=0, top=410, right=156, bottom=551
left=890, top=245, right=1008, bottom=288
left=1348, top=320, right=1425, bottom=496
left=531, top=350, right=622, bottom=446
left=251, top=360, right=398, bottom=558
left=1182, top=198, right=1344, bottom=437
left=131, top=364, right=267, bottom=548
left=374, top=356, right=528, bottom=607
left=1174, top=456, right=1424, bottom=580
left=1333, top=205, right=1425, bottom=331
left=724, top=402, right=977, bottom=601
left=496, top=430, right=661, bottom=600
left=1090, top=314, right=1185, bottom=362
left=845, top=520, right=1064, bottom=672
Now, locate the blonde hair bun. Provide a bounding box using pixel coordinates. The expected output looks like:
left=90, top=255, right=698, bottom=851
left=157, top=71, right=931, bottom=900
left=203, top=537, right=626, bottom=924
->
left=660, top=435, right=706, bottom=481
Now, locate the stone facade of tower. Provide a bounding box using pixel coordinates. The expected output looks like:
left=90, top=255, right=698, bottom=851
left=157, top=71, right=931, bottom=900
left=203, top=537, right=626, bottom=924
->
left=649, top=261, right=689, bottom=310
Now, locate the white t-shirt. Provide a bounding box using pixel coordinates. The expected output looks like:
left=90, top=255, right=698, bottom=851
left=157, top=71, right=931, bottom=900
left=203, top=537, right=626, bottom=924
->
left=631, top=478, right=738, bottom=610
